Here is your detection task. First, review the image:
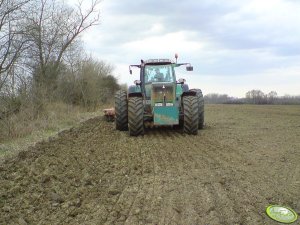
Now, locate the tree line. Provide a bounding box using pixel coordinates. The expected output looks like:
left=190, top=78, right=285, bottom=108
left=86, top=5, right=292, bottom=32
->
left=204, top=90, right=300, bottom=105
left=0, top=0, right=120, bottom=120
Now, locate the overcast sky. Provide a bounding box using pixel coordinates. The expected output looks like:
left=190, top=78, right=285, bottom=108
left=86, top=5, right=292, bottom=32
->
left=81, top=0, right=300, bottom=97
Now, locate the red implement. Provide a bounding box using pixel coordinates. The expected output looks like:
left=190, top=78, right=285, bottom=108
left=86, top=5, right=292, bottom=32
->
left=103, top=108, right=115, bottom=122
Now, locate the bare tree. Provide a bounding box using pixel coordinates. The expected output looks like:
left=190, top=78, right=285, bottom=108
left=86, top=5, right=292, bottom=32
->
left=0, top=0, right=29, bottom=91
left=246, top=89, right=267, bottom=104
left=204, top=93, right=230, bottom=104
left=24, top=0, right=100, bottom=90
left=267, top=91, right=277, bottom=104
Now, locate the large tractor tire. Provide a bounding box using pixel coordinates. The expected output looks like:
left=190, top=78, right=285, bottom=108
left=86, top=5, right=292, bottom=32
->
left=128, top=97, right=144, bottom=136
left=183, top=95, right=199, bottom=135
left=115, top=90, right=128, bottom=131
left=190, top=89, right=204, bottom=129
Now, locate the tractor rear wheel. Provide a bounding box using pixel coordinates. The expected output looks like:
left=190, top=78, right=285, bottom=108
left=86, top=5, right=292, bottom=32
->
left=190, top=89, right=204, bottom=129
left=128, top=97, right=144, bottom=136
left=115, top=90, right=128, bottom=131
left=183, top=95, right=199, bottom=135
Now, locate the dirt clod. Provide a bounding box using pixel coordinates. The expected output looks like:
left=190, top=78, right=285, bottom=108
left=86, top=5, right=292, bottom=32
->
left=18, top=217, right=28, bottom=225
left=50, top=192, right=64, bottom=203
left=108, top=190, right=121, bottom=196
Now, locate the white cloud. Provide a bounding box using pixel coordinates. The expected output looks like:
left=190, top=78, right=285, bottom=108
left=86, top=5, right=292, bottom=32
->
left=79, top=0, right=300, bottom=97
left=147, top=23, right=165, bottom=34
left=123, top=31, right=203, bottom=55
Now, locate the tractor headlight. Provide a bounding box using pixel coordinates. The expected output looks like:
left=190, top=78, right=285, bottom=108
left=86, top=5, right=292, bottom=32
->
left=155, top=103, right=163, bottom=106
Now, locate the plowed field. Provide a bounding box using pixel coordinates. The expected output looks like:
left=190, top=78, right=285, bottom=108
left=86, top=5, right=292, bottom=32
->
left=1, top=104, right=300, bottom=225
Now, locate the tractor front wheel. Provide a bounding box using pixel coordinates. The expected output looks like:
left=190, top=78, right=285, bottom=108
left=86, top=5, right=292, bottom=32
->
left=115, top=90, right=128, bottom=131
left=183, top=95, right=199, bottom=135
left=128, top=97, right=144, bottom=136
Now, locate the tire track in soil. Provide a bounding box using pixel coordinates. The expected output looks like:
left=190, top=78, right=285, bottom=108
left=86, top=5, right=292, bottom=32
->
left=197, top=135, right=271, bottom=225
left=200, top=135, right=260, bottom=222
left=102, top=130, right=164, bottom=225
left=194, top=130, right=297, bottom=225
left=123, top=130, right=168, bottom=225
left=59, top=119, right=136, bottom=225
left=77, top=122, right=146, bottom=224
left=124, top=130, right=224, bottom=225
left=119, top=129, right=182, bottom=224
left=99, top=133, right=146, bottom=225
left=149, top=130, right=188, bottom=225
left=108, top=137, right=150, bottom=224
left=173, top=134, right=224, bottom=225
left=154, top=131, right=260, bottom=225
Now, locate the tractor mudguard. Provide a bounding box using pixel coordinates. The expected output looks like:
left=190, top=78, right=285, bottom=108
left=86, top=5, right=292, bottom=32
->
left=182, top=84, right=189, bottom=92
left=128, top=85, right=142, bottom=98
left=182, top=91, right=197, bottom=97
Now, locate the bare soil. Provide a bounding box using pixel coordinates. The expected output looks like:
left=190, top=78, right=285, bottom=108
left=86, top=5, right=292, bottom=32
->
left=1, top=104, right=300, bottom=225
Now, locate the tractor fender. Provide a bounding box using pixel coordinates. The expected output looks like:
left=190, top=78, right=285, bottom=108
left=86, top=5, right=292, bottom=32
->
left=180, top=90, right=197, bottom=106
left=128, top=92, right=143, bottom=98
left=180, top=91, right=197, bottom=112
left=176, top=83, right=189, bottom=98
left=128, top=85, right=142, bottom=98
left=181, top=91, right=197, bottom=97
left=181, top=84, right=189, bottom=92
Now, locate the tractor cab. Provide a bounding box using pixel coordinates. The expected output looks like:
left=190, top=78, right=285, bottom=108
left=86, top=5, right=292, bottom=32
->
left=143, top=60, right=175, bottom=83
left=129, top=58, right=191, bottom=100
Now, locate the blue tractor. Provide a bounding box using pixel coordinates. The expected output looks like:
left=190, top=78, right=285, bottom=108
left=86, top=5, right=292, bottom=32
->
left=115, top=55, right=204, bottom=136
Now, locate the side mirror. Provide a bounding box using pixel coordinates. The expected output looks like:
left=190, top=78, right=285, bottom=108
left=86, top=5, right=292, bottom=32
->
left=134, top=80, right=141, bottom=85
left=178, top=78, right=186, bottom=84
left=186, top=66, right=193, bottom=71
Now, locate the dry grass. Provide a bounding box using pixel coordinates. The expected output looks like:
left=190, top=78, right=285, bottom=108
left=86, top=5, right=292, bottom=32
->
left=0, top=101, right=109, bottom=159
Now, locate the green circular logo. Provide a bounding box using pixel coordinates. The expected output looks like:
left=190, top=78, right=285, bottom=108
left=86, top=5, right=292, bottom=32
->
left=266, top=205, right=298, bottom=223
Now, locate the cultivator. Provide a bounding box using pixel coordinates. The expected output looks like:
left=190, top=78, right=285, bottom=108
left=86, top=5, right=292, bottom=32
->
left=103, top=108, right=115, bottom=122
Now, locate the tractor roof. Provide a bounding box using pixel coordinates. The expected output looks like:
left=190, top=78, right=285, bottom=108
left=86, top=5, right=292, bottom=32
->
left=129, top=58, right=193, bottom=73
left=143, top=59, right=174, bottom=65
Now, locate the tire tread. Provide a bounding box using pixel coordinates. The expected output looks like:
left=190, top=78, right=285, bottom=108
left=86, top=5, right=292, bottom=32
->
left=128, top=97, right=144, bottom=136
left=183, top=95, right=199, bottom=135
left=115, top=90, right=128, bottom=131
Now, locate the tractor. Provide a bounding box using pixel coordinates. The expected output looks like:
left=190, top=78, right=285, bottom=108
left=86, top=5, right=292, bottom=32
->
left=114, top=55, right=204, bottom=136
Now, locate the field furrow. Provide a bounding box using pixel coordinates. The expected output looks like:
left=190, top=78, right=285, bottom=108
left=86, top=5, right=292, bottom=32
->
left=1, top=104, right=299, bottom=225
